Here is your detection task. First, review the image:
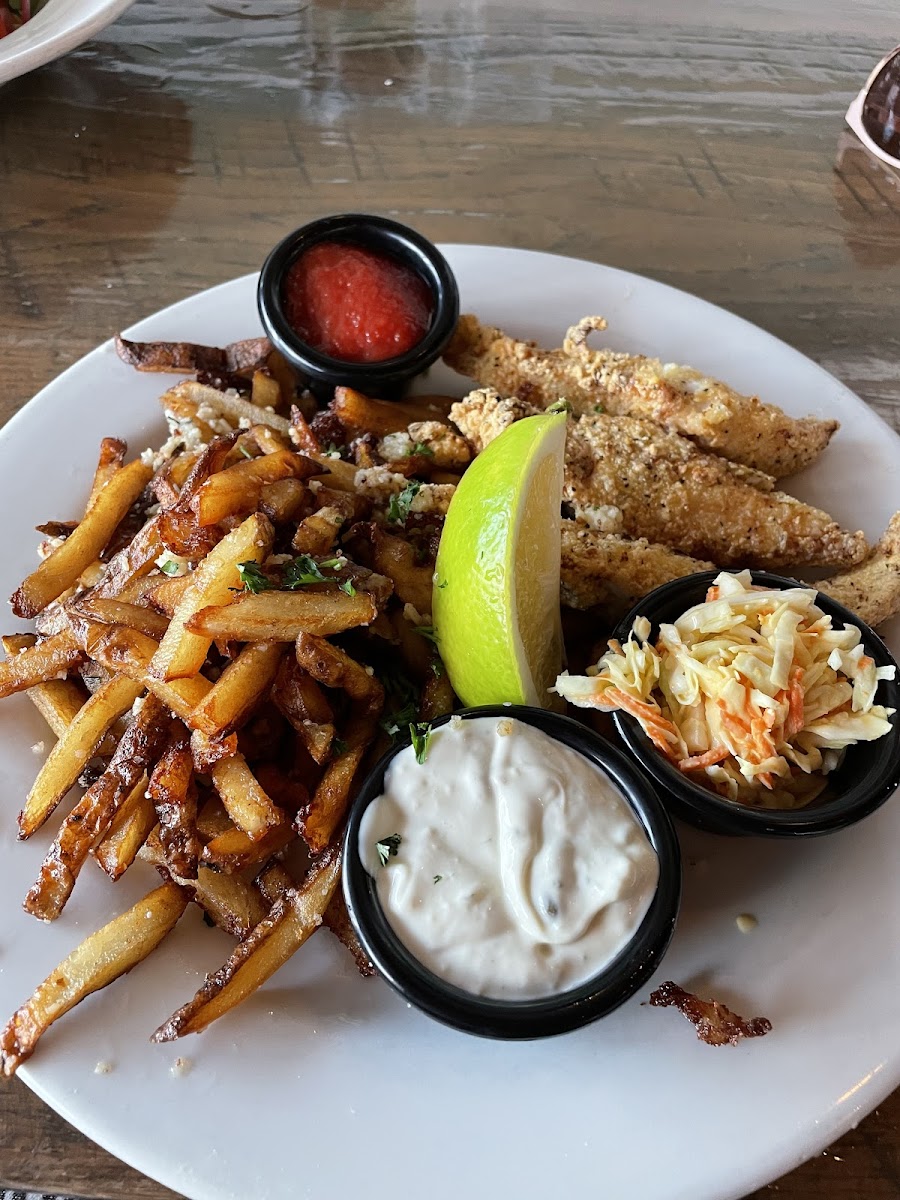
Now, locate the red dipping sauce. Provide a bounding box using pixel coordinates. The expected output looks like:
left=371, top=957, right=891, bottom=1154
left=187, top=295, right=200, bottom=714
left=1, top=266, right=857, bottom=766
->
left=282, top=241, right=434, bottom=364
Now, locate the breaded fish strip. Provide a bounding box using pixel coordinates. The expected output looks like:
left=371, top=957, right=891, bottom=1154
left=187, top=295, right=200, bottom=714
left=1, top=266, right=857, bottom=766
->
left=566, top=413, right=865, bottom=570
left=450, top=388, right=866, bottom=571
left=444, top=314, right=838, bottom=478
left=560, top=521, right=714, bottom=612
left=819, top=513, right=900, bottom=627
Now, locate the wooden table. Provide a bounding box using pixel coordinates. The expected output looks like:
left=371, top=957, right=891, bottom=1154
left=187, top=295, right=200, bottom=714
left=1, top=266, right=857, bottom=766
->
left=3, top=1, right=900, bottom=1196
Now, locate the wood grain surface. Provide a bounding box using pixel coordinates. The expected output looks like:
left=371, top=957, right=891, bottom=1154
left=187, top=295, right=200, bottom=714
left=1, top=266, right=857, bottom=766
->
left=2, top=1, right=900, bottom=1197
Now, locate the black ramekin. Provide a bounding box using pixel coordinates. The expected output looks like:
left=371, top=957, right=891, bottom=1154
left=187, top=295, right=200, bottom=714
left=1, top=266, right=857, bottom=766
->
left=256, top=213, right=459, bottom=399
left=343, top=705, right=681, bottom=1040
left=609, top=571, right=900, bottom=837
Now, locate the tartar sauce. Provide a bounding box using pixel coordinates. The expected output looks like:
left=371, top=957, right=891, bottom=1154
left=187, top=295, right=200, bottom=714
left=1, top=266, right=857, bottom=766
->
left=358, top=716, right=659, bottom=999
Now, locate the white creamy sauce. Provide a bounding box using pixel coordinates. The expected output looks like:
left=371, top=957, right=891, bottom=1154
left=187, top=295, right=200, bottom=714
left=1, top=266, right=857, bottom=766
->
left=358, top=717, right=659, bottom=999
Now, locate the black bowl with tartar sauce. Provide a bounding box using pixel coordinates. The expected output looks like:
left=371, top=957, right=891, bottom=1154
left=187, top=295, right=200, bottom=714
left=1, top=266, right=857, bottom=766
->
left=343, top=705, right=681, bottom=1041
left=609, top=571, right=900, bottom=838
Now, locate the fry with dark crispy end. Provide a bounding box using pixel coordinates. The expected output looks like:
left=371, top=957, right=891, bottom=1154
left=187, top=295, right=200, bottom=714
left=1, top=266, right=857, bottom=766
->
left=151, top=846, right=341, bottom=1042
left=1, top=881, right=188, bottom=1076
left=89, top=516, right=165, bottom=600
left=147, top=731, right=200, bottom=880
left=258, top=477, right=308, bottom=525
left=202, top=820, right=295, bottom=874
left=648, top=980, right=772, bottom=1046
left=150, top=512, right=274, bottom=682
left=189, top=642, right=285, bottom=738
left=23, top=694, right=174, bottom=921
left=271, top=657, right=335, bottom=764
left=0, top=629, right=83, bottom=700
left=418, top=670, right=455, bottom=722
left=322, top=889, right=376, bottom=978
left=187, top=587, right=378, bottom=642
left=255, top=860, right=294, bottom=905
left=291, top=506, right=344, bottom=556
left=93, top=777, right=156, bottom=880
left=86, top=438, right=127, bottom=508
left=114, top=334, right=270, bottom=375
left=144, top=573, right=192, bottom=616
left=297, top=710, right=377, bottom=853
left=294, top=632, right=385, bottom=715
left=12, top=458, right=153, bottom=619
left=349, top=524, right=434, bottom=614
left=74, top=597, right=171, bottom=639
left=208, top=754, right=285, bottom=842
left=191, top=450, right=318, bottom=527
left=289, top=405, right=320, bottom=455
left=820, top=512, right=900, bottom=628
left=443, top=313, right=837, bottom=478
left=139, top=833, right=267, bottom=939
left=18, top=673, right=143, bottom=839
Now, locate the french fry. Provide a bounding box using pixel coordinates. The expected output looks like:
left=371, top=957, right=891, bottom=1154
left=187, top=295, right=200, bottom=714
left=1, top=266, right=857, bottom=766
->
left=12, top=458, right=152, bottom=619
left=250, top=423, right=292, bottom=455
left=145, top=573, right=192, bottom=616
left=201, top=820, right=295, bottom=874
left=291, top=507, right=344, bottom=555
left=19, top=673, right=143, bottom=839
left=0, top=629, right=83, bottom=700
left=75, top=597, right=170, bottom=639
left=308, top=454, right=358, bottom=492
left=93, top=777, right=156, bottom=879
left=418, top=670, right=456, bottom=721
left=115, top=334, right=270, bottom=375
left=0, top=633, right=84, bottom=734
left=86, top=438, right=127, bottom=509
left=208, top=754, right=285, bottom=842
left=271, top=658, right=335, bottom=764
left=90, top=516, right=165, bottom=600
left=294, top=632, right=385, bottom=715
left=191, top=450, right=318, bottom=527
left=251, top=370, right=282, bottom=412
left=259, top=477, right=308, bottom=524
left=297, top=723, right=372, bottom=854
left=289, top=405, right=320, bottom=454
left=0, top=881, right=188, bottom=1075
left=186, top=588, right=378, bottom=642
left=189, top=642, right=285, bottom=737
left=24, top=694, right=174, bottom=921
left=150, top=512, right=274, bottom=681
left=255, top=861, right=294, bottom=906
left=151, top=846, right=341, bottom=1041
left=266, top=349, right=297, bottom=408
left=323, top=889, right=376, bottom=978
left=331, top=387, right=453, bottom=436
left=172, top=381, right=291, bottom=436
left=148, top=733, right=200, bottom=880
left=367, top=527, right=434, bottom=614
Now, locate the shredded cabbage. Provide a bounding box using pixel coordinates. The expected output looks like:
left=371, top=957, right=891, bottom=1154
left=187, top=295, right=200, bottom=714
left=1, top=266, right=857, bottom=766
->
left=553, top=572, right=896, bottom=810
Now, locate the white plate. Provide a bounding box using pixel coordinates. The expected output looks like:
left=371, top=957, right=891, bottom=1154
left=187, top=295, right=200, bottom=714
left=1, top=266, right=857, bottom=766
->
left=2, top=246, right=900, bottom=1200
left=0, top=0, right=134, bottom=86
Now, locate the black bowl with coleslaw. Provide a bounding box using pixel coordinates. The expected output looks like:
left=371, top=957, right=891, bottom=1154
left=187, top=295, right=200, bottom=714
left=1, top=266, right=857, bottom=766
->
left=343, top=705, right=681, bottom=1041
left=608, top=571, right=900, bottom=838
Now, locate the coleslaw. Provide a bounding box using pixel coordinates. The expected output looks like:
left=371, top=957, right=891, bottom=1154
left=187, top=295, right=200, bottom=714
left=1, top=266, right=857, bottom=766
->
left=554, top=571, right=897, bottom=809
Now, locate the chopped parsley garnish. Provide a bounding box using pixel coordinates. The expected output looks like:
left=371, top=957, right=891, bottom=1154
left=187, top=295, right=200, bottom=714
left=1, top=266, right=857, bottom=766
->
left=433, top=875, right=443, bottom=884
left=339, top=578, right=357, bottom=597
left=378, top=665, right=419, bottom=739
left=283, top=555, right=342, bottom=589
left=547, top=398, right=572, bottom=415
left=414, top=624, right=439, bottom=646
left=238, top=444, right=255, bottom=459
left=435, top=578, right=448, bottom=590
left=235, top=561, right=270, bottom=593
left=387, top=480, right=421, bottom=525
left=406, top=441, right=434, bottom=458
left=376, top=833, right=402, bottom=866
left=593, top=404, right=604, bottom=414
left=159, top=559, right=181, bottom=576
left=409, top=721, right=432, bottom=765
left=431, top=657, right=445, bottom=679
left=332, top=736, right=348, bottom=757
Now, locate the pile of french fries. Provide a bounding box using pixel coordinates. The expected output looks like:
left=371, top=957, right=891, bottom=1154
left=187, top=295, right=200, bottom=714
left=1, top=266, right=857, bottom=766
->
left=0, top=338, right=461, bottom=1075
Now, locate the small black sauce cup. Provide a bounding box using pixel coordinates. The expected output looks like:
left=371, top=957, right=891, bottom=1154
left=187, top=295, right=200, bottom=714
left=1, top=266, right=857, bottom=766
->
left=256, top=213, right=460, bottom=399
left=343, top=705, right=681, bottom=1040
left=609, top=571, right=900, bottom=837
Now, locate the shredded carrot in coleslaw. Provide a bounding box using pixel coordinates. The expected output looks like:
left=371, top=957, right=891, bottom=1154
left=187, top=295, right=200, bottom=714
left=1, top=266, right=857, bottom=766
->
left=554, top=571, right=897, bottom=810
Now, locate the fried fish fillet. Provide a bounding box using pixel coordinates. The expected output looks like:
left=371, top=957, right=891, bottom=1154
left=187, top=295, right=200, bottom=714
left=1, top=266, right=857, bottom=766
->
left=444, top=314, right=838, bottom=478
left=450, top=388, right=866, bottom=571
left=819, top=513, right=900, bottom=627
left=560, top=521, right=714, bottom=612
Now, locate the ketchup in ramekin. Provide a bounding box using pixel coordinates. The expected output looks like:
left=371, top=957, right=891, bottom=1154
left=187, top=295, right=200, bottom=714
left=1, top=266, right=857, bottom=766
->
left=257, top=214, right=459, bottom=398
left=282, top=242, right=434, bottom=364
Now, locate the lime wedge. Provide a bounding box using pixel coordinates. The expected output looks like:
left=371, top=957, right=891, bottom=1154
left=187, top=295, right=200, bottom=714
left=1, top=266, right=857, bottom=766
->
left=433, top=411, right=566, bottom=708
